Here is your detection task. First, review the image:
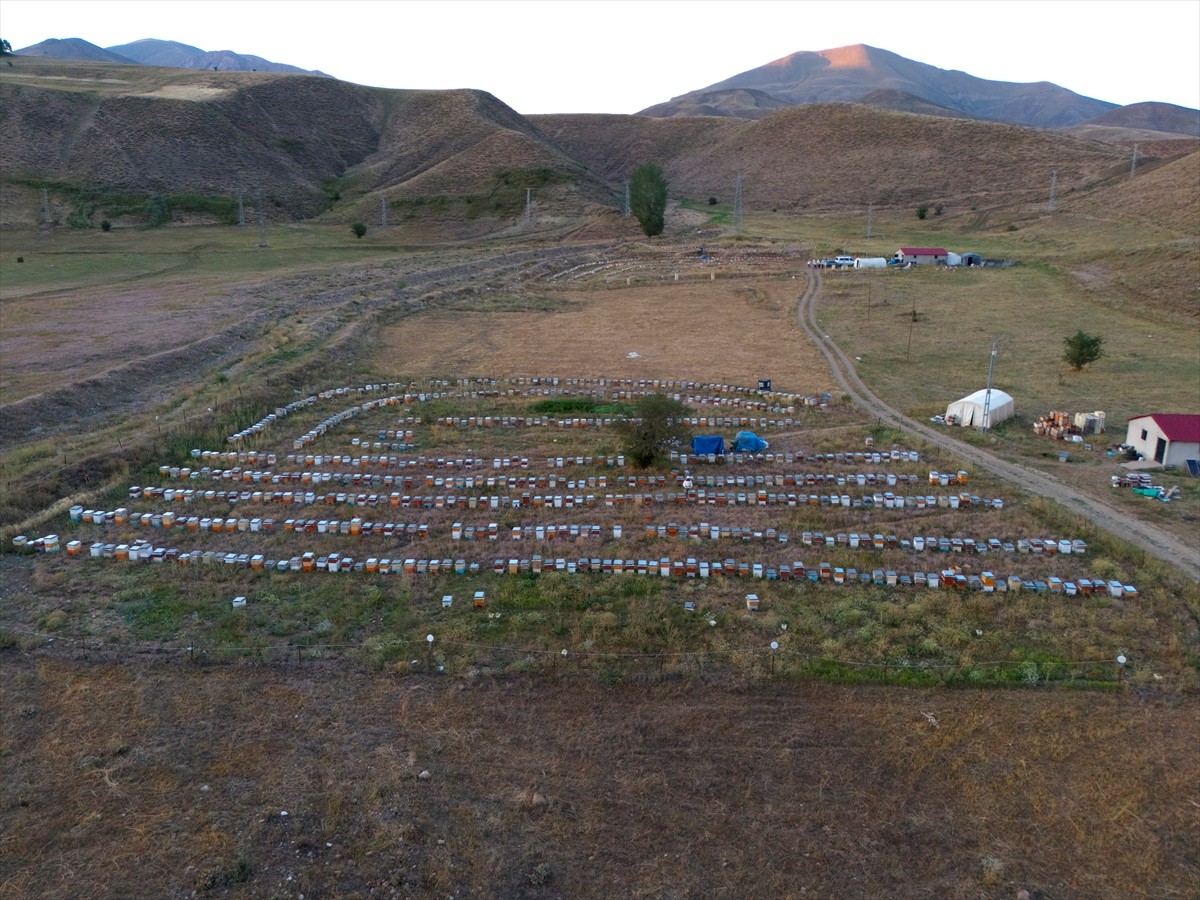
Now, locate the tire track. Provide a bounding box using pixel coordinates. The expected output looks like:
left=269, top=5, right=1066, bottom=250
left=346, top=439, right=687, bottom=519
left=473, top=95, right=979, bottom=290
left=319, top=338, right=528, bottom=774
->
left=797, top=268, right=1200, bottom=581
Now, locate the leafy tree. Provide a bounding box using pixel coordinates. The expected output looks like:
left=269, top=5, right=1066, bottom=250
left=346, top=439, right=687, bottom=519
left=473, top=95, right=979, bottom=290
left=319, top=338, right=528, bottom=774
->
left=1063, top=330, right=1104, bottom=371
left=0, top=39, right=12, bottom=56
left=630, top=163, right=668, bottom=237
left=100, top=220, right=112, bottom=232
left=916, top=204, right=929, bottom=220
left=145, top=196, right=171, bottom=226
left=614, top=393, right=692, bottom=468
left=351, top=222, right=367, bottom=238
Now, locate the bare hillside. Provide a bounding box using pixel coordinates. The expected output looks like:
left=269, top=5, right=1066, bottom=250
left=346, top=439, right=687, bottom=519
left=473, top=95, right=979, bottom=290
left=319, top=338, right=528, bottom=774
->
left=539, top=104, right=1134, bottom=211
left=0, top=59, right=615, bottom=228
left=1082, top=101, right=1200, bottom=137
left=1059, top=151, right=1200, bottom=320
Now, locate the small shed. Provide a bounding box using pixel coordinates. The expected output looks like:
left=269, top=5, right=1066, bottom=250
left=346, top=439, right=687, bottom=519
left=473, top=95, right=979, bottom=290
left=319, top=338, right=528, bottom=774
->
left=1124, top=414, right=1200, bottom=467
left=945, top=389, right=1015, bottom=428
left=894, top=247, right=949, bottom=266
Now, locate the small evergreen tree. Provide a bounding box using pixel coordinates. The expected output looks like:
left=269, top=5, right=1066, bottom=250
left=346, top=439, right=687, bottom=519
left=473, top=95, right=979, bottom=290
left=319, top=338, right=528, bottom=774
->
left=1063, top=330, right=1104, bottom=371
left=630, top=163, right=668, bottom=237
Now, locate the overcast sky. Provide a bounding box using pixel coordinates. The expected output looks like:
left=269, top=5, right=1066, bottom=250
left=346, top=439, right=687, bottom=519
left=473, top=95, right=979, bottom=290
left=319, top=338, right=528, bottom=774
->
left=4, top=0, right=1199, bottom=113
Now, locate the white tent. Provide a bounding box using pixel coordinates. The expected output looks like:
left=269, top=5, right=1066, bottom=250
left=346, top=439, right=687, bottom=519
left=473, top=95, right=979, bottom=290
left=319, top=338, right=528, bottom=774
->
left=945, top=389, right=1014, bottom=428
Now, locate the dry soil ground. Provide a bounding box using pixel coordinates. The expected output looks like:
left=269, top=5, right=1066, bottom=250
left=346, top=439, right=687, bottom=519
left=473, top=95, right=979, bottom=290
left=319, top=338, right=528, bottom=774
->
left=2, top=657, right=1197, bottom=900
left=372, top=279, right=834, bottom=392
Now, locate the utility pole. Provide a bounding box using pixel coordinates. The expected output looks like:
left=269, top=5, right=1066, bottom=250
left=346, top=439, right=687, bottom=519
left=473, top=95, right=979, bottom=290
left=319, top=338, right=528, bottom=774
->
left=381, top=195, right=388, bottom=228
left=1048, top=170, right=1057, bottom=212
left=981, top=340, right=997, bottom=432
left=866, top=200, right=874, bottom=239
left=42, top=188, right=51, bottom=226
left=256, top=185, right=268, bottom=248
left=237, top=192, right=246, bottom=227
left=1130, top=143, right=1139, bottom=178
left=524, top=188, right=532, bottom=227
left=623, top=180, right=630, bottom=217
left=732, top=171, right=744, bottom=234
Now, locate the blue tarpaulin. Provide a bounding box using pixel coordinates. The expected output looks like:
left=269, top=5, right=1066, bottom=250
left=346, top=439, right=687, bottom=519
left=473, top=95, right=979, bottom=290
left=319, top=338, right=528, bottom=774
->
left=732, top=431, right=769, bottom=453
left=691, top=435, right=725, bottom=455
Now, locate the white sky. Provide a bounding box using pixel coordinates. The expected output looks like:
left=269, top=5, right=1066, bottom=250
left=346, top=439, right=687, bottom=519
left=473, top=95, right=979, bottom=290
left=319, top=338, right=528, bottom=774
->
left=3, top=0, right=1199, bottom=113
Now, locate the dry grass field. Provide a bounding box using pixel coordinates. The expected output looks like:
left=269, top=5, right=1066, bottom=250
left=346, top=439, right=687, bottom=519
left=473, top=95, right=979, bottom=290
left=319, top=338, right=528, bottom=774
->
left=372, top=278, right=834, bottom=392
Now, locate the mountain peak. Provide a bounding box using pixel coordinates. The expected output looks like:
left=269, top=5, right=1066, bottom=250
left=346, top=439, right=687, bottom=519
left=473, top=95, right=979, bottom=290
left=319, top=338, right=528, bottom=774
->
left=641, top=44, right=1117, bottom=128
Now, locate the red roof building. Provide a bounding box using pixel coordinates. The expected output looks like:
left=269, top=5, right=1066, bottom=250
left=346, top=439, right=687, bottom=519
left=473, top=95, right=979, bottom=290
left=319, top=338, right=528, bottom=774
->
left=894, top=247, right=949, bottom=265
left=1125, top=414, right=1200, bottom=466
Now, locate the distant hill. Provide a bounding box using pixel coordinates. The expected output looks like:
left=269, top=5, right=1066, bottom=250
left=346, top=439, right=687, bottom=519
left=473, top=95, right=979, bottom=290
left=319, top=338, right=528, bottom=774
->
left=108, top=38, right=328, bottom=76
left=855, top=89, right=967, bottom=120
left=13, top=38, right=136, bottom=65
left=637, top=88, right=787, bottom=121
left=642, top=44, right=1119, bottom=129
left=15, top=37, right=326, bottom=77
left=1079, top=101, right=1200, bottom=138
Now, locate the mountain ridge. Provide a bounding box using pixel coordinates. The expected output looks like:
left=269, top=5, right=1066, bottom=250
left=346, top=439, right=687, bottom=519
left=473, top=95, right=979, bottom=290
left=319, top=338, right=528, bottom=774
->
left=641, top=44, right=1121, bottom=129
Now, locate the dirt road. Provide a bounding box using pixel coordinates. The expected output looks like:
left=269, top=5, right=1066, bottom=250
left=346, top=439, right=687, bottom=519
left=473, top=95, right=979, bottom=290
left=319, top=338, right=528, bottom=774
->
left=797, top=269, right=1200, bottom=582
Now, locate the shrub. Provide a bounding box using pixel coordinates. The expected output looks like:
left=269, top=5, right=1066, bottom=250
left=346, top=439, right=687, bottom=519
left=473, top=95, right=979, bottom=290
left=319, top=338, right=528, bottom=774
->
left=100, top=220, right=112, bottom=232
left=351, top=222, right=367, bottom=239
left=916, top=205, right=929, bottom=220
left=145, top=196, right=171, bottom=227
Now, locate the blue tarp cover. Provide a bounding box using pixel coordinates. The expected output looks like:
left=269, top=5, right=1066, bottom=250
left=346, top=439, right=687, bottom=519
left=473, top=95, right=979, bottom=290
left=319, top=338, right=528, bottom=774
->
left=732, top=431, right=769, bottom=453
left=691, top=435, right=725, bottom=455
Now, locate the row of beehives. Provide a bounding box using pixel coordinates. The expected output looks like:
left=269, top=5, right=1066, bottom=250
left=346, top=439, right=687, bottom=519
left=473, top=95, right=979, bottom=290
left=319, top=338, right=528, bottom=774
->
left=147, top=468, right=930, bottom=492
left=399, top=414, right=799, bottom=432
left=66, top=510, right=1087, bottom=555
left=670, top=450, right=922, bottom=466
left=32, top=538, right=1135, bottom=598
left=181, top=448, right=932, bottom=477
left=229, top=377, right=820, bottom=446
left=110, top=488, right=1005, bottom=511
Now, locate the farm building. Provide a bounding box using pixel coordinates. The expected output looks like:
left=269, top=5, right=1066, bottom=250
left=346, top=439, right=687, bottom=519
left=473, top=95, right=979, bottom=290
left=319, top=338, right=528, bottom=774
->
left=894, top=247, right=948, bottom=266
left=1124, top=414, right=1200, bottom=467
left=945, top=389, right=1015, bottom=428
left=946, top=252, right=983, bottom=267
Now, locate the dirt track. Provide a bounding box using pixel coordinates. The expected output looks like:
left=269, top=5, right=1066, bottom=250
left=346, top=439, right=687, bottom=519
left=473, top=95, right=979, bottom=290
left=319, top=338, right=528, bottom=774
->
left=797, top=269, right=1200, bottom=582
